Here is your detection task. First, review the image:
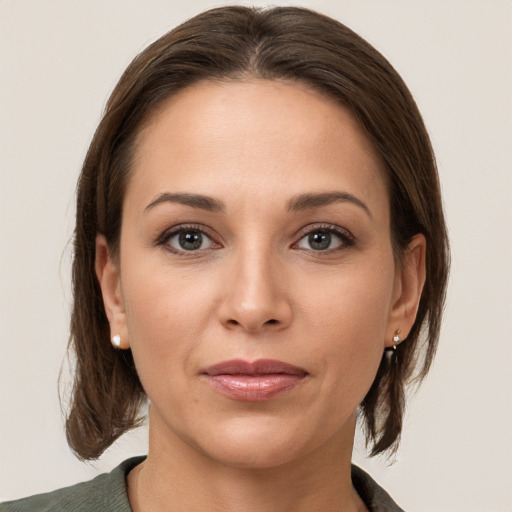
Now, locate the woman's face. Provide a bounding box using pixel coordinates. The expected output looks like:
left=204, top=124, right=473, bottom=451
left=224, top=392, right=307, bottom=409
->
left=100, top=79, right=410, bottom=468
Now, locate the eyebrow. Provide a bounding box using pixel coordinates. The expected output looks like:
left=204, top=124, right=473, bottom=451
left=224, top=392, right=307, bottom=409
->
left=144, top=192, right=225, bottom=213
left=286, top=191, right=372, bottom=218
left=144, top=190, right=371, bottom=218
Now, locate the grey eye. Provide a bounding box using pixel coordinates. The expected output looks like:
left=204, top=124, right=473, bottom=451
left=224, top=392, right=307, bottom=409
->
left=298, top=230, right=343, bottom=251
left=168, top=230, right=213, bottom=251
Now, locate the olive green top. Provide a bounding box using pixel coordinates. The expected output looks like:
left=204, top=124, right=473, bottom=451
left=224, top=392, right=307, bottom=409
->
left=0, top=457, right=404, bottom=511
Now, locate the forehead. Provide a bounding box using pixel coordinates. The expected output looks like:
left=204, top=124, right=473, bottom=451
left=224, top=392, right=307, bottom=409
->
left=128, top=79, right=388, bottom=211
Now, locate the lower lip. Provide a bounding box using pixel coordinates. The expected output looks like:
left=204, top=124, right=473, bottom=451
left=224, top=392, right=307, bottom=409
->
left=205, top=374, right=304, bottom=401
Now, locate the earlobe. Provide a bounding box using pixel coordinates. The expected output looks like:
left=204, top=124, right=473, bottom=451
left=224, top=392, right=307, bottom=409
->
left=95, top=234, right=130, bottom=349
left=386, top=234, right=427, bottom=348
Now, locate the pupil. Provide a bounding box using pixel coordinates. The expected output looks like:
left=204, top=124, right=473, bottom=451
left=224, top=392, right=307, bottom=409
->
left=179, top=231, right=202, bottom=250
left=309, top=231, right=331, bottom=250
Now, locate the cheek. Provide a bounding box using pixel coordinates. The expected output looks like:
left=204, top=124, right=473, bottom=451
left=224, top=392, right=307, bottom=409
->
left=297, top=259, right=395, bottom=391
left=120, top=263, right=218, bottom=389
left=302, top=262, right=394, bottom=338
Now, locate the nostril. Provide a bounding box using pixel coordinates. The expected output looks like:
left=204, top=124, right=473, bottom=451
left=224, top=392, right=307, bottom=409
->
left=225, top=318, right=279, bottom=329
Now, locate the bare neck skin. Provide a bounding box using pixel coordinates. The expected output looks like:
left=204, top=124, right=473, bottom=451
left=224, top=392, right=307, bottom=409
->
left=127, top=411, right=367, bottom=512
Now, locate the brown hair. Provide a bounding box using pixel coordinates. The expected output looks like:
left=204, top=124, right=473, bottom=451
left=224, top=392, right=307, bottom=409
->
left=65, top=5, right=449, bottom=460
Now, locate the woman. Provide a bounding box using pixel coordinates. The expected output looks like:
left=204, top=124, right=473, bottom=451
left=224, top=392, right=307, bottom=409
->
left=1, top=5, right=449, bottom=512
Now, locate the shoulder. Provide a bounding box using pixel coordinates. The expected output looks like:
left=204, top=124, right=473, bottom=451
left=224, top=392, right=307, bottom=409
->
left=0, top=457, right=144, bottom=512
left=351, top=465, right=405, bottom=512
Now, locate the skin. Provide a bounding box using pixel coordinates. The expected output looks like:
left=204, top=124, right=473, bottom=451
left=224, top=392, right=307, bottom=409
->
left=96, top=79, right=426, bottom=512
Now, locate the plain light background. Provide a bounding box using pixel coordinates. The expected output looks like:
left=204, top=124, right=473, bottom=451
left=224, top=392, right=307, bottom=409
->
left=1, top=1, right=511, bottom=510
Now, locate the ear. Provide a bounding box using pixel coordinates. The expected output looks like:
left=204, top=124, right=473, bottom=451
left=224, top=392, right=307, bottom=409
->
left=95, top=234, right=130, bottom=349
left=385, top=234, right=427, bottom=348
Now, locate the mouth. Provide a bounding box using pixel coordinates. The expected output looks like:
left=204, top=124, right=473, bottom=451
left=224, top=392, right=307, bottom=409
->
left=202, top=359, right=308, bottom=402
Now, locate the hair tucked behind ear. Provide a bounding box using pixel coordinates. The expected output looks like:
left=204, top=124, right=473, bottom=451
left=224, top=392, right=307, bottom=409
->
left=65, top=123, right=146, bottom=459
left=64, top=5, right=449, bottom=460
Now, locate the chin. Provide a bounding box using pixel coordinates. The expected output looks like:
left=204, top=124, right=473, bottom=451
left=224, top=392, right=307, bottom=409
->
left=205, top=439, right=304, bottom=470
left=191, top=418, right=328, bottom=470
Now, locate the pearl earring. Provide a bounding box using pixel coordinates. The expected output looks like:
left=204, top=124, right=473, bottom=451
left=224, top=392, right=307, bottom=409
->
left=112, top=334, right=121, bottom=348
left=392, top=329, right=402, bottom=350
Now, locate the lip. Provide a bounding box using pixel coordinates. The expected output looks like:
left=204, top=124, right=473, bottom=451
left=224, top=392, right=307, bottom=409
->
left=202, top=359, right=308, bottom=401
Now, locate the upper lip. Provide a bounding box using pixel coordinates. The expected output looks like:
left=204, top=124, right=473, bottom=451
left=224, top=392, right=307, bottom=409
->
left=203, top=359, right=308, bottom=376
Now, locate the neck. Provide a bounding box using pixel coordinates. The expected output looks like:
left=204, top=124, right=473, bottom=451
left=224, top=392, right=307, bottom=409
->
left=128, top=413, right=366, bottom=512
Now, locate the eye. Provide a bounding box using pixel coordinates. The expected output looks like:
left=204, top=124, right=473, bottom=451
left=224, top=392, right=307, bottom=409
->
left=295, top=226, right=353, bottom=252
left=164, top=228, right=216, bottom=253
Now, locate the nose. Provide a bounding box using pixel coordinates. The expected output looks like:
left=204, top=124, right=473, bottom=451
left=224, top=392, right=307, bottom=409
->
left=217, top=248, right=293, bottom=334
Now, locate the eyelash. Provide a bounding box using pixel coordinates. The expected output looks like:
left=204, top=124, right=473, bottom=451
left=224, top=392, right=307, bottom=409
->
left=293, top=223, right=355, bottom=253
left=156, top=224, right=219, bottom=256
left=156, top=223, right=355, bottom=256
